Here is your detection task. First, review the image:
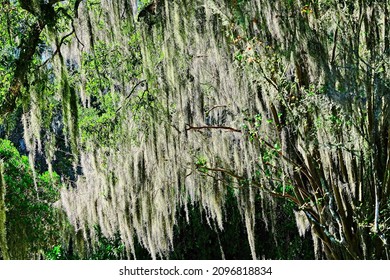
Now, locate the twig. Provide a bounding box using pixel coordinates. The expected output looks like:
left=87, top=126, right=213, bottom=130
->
left=200, top=165, right=300, bottom=204
left=331, top=26, right=338, bottom=66
left=205, top=105, right=227, bottom=115
left=39, top=29, right=75, bottom=69
left=185, top=124, right=241, bottom=133
left=115, top=79, right=146, bottom=114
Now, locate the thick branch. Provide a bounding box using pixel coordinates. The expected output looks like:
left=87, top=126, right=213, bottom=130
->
left=1, top=0, right=65, bottom=116
left=74, top=0, right=82, bottom=18
left=1, top=20, right=45, bottom=116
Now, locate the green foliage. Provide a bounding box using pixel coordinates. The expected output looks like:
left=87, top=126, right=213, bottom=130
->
left=45, top=244, right=67, bottom=260
left=1, top=0, right=389, bottom=261
left=46, top=225, right=126, bottom=260
left=195, top=155, right=209, bottom=173
left=89, top=226, right=126, bottom=260
left=229, top=0, right=249, bottom=27
left=0, top=139, right=63, bottom=259
left=78, top=26, right=143, bottom=147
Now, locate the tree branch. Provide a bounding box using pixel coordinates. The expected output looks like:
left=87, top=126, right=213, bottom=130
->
left=199, top=165, right=301, bottom=205
left=1, top=20, right=45, bottom=116
left=1, top=0, right=66, bottom=117
left=39, top=28, right=77, bottom=69
left=74, top=0, right=82, bottom=18
left=205, top=105, right=227, bottom=115
left=115, top=79, right=146, bottom=114
left=185, top=124, right=242, bottom=133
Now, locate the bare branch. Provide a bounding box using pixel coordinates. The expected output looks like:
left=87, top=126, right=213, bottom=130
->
left=115, top=79, right=146, bottom=114
left=205, top=105, right=227, bottom=115
left=74, top=0, right=82, bottom=18
left=185, top=124, right=242, bottom=133
left=199, top=165, right=301, bottom=205
left=39, top=29, right=75, bottom=68
left=331, top=25, right=338, bottom=66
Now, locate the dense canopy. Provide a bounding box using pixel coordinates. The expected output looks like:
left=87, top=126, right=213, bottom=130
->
left=0, top=0, right=389, bottom=260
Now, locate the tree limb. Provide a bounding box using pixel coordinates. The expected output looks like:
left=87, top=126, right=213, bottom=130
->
left=200, top=165, right=301, bottom=205
left=1, top=20, right=45, bottom=116
left=205, top=105, right=227, bottom=115
left=74, top=0, right=82, bottom=18
left=115, top=79, right=146, bottom=114
left=1, top=0, right=64, bottom=117
left=39, top=28, right=77, bottom=69
left=185, top=124, right=242, bottom=133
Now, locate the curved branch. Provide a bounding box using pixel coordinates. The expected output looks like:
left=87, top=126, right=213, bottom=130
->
left=185, top=124, right=242, bottom=133
left=205, top=105, right=227, bottom=115
left=74, top=0, right=82, bottom=18
left=200, top=165, right=301, bottom=205
left=115, top=79, right=146, bottom=114
left=39, top=28, right=76, bottom=69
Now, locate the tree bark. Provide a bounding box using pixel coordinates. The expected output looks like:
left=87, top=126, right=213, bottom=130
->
left=1, top=0, right=61, bottom=116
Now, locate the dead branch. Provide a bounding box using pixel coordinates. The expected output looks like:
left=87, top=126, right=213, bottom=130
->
left=205, top=105, right=227, bottom=115
left=185, top=124, right=242, bottom=133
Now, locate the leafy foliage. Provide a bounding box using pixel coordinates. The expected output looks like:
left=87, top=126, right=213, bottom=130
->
left=45, top=225, right=128, bottom=260
left=1, top=0, right=390, bottom=260
left=0, top=139, right=63, bottom=259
